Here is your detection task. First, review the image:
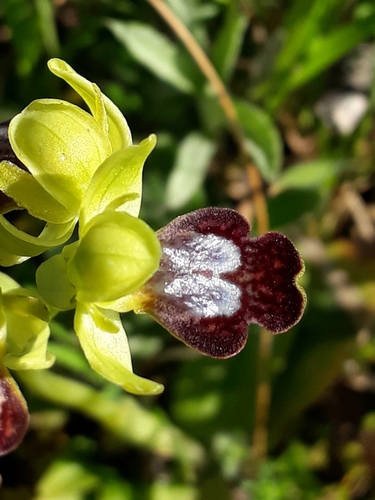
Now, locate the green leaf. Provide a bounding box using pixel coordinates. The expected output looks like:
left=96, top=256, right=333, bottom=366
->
left=105, top=20, right=196, bottom=94
left=211, top=2, right=247, bottom=81
left=34, top=0, right=60, bottom=56
left=260, top=6, right=375, bottom=110
left=274, top=0, right=333, bottom=75
left=269, top=303, right=355, bottom=447
left=3, top=0, right=43, bottom=76
left=271, top=159, right=351, bottom=193
left=148, top=482, right=198, bottom=500
left=74, top=303, right=164, bottom=396
left=165, top=132, right=215, bottom=209
left=20, top=370, right=203, bottom=465
left=268, top=189, right=321, bottom=228
left=171, top=331, right=260, bottom=440
left=236, top=99, right=283, bottom=181
left=287, top=14, right=375, bottom=91
left=34, top=460, right=99, bottom=500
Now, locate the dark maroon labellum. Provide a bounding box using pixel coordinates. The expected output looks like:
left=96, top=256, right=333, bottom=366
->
left=138, top=207, right=306, bottom=359
left=0, top=366, right=29, bottom=456
left=0, top=120, right=27, bottom=171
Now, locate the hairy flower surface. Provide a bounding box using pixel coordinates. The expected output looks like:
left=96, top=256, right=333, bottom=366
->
left=132, top=208, right=306, bottom=358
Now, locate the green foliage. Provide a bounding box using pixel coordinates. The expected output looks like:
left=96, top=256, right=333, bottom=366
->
left=106, top=20, right=197, bottom=94
left=165, top=132, right=215, bottom=209
left=211, top=2, right=247, bottom=82
left=1, top=0, right=375, bottom=498
left=236, top=99, right=283, bottom=181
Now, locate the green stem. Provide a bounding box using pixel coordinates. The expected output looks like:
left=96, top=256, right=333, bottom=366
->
left=18, top=369, right=204, bottom=470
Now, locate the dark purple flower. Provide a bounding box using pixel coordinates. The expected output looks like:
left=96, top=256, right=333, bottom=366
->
left=0, top=366, right=29, bottom=456
left=136, top=207, right=306, bottom=359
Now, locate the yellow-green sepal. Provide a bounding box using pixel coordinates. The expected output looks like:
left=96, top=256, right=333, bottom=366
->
left=0, top=273, right=19, bottom=293
left=74, top=302, right=163, bottom=395
left=8, top=99, right=112, bottom=213
left=47, top=58, right=132, bottom=151
left=0, top=161, right=75, bottom=224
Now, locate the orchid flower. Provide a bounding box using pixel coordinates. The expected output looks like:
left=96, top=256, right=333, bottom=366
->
left=0, top=58, right=144, bottom=266
left=36, top=208, right=163, bottom=396
left=0, top=60, right=163, bottom=396
left=0, top=59, right=306, bottom=406
left=0, top=272, right=54, bottom=455
left=132, top=207, right=306, bottom=358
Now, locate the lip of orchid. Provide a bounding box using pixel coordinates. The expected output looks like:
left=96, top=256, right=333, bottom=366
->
left=133, top=207, right=306, bottom=358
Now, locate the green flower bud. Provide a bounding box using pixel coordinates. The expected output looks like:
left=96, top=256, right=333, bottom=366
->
left=67, top=211, right=161, bottom=303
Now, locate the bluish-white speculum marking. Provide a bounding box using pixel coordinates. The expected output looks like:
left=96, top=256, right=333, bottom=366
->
left=163, top=233, right=242, bottom=318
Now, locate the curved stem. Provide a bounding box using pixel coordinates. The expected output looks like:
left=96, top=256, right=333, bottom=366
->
left=19, top=369, right=204, bottom=467
left=146, top=0, right=238, bottom=126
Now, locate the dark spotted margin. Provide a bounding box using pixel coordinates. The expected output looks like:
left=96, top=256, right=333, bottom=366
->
left=137, top=207, right=306, bottom=359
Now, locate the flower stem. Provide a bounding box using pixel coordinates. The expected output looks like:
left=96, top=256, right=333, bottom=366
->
left=19, top=369, right=204, bottom=468
left=252, top=327, right=273, bottom=464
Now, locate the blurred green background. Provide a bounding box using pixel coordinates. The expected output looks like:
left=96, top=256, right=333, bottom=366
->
left=1, top=0, right=375, bottom=498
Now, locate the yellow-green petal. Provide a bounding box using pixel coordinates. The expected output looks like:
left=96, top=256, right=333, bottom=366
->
left=95, top=293, right=138, bottom=313
left=81, top=135, right=157, bottom=226
left=74, top=302, right=163, bottom=395
left=5, top=321, right=55, bottom=370
left=3, top=294, right=54, bottom=371
left=3, top=292, right=49, bottom=322
left=48, top=58, right=132, bottom=151
left=0, top=248, right=28, bottom=267
left=67, top=211, right=161, bottom=303
left=36, top=253, right=77, bottom=310
left=0, top=161, right=75, bottom=224
left=0, top=273, right=19, bottom=293
left=0, top=216, right=75, bottom=266
left=9, top=99, right=112, bottom=212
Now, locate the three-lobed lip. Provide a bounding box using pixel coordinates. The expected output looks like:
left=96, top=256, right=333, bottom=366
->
left=135, top=207, right=306, bottom=358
